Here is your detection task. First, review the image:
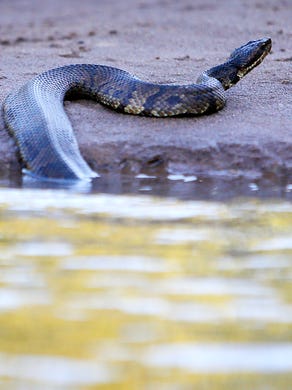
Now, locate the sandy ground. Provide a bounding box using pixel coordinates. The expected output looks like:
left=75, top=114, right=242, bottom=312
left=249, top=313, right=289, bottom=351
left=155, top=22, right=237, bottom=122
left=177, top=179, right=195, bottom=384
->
left=0, top=0, right=291, bottom=185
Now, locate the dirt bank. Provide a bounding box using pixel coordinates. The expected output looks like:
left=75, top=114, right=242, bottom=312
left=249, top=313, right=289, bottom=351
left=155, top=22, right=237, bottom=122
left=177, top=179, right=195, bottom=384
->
left=0, top=0, right=291, bottom=185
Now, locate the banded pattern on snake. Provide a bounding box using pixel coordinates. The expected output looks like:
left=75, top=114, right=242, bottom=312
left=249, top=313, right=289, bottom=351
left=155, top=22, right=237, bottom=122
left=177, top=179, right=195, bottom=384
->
left=3, top=37, right=271, bottom=180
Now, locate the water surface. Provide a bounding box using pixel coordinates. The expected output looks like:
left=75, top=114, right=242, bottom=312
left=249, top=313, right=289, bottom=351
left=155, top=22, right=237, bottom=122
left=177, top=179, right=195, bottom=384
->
left=0, top=181, right=291, bottom=389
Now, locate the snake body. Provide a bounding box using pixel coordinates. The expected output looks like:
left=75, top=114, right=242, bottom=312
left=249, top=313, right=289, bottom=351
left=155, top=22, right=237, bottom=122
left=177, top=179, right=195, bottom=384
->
left=3, top=37, right=271, bottom=180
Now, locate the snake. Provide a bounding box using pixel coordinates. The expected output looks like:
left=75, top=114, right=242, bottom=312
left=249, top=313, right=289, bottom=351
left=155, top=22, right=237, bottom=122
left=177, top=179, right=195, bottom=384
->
left=2, top=37, right=271, bottom=181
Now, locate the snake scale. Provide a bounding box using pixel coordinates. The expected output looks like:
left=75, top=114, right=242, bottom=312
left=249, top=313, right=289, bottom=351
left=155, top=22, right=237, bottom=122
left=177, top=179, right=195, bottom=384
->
left=3, top=37, right=271, bottom=181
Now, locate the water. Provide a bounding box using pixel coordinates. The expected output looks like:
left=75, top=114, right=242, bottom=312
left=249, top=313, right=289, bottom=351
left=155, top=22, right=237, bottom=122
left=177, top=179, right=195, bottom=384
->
left=0, top=179, right=291, bottom=389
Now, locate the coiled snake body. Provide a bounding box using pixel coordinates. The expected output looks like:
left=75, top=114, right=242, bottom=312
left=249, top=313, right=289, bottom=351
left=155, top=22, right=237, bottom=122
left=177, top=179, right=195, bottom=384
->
left=3, top=38, right=271, bottom=180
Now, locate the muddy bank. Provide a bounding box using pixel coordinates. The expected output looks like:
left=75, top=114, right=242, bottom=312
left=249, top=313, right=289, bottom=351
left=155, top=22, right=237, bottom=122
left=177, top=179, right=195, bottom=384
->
left=0, top=0, right=291, bottom=184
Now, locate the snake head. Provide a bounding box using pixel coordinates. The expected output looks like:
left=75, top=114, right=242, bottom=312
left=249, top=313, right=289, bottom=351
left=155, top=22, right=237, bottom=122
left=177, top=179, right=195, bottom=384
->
left=207, top=38, right=272, bottom=90
left=229, top=37, right=272, bottom=79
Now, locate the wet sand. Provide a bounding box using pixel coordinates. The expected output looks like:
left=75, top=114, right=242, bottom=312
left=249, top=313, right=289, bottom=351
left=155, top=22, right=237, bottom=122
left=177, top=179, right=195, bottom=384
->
left=0, top=0, right=291, bottom=185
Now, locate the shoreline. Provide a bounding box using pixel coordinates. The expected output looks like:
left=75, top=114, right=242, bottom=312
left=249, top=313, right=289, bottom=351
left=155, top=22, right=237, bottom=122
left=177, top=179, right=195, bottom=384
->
left=0, top=0, right=291, bottom=187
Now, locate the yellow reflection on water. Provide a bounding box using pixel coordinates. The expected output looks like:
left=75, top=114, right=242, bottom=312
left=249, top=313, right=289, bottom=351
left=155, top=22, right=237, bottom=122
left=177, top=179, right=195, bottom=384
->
left=0, top=189, right=291, bottom=389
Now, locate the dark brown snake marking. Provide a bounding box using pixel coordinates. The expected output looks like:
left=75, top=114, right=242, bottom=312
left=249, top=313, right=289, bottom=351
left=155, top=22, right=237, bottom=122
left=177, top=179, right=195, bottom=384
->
left=2, top=38, right=271, bottom=181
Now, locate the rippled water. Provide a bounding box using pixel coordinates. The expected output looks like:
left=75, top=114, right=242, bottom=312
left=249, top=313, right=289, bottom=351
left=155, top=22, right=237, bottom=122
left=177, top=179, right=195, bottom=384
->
left=0, top=185, right=291, bottom=389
